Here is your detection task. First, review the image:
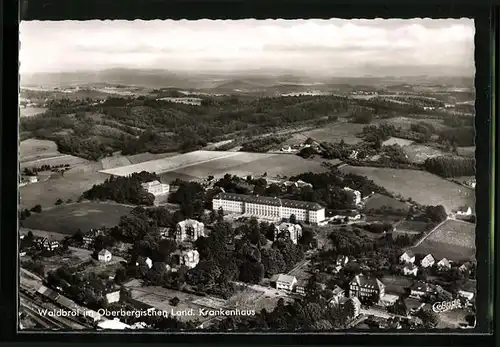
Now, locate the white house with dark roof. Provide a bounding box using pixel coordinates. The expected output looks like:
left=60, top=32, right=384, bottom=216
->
left=399, top=251, right=415, bottom=264
left=420, top=254, right=435, bottom=268
left=98, top=249, right=112, bottom=262
left=271, top=274, right=298, bottom=292
left=403, top=263, right=418, bottom=277
left=437, top=258, right=452, bottom=270
left=212, top=192, right=325, bottom=224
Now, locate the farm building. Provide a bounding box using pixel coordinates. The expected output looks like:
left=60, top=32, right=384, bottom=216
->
left=175, top=219, right=205, bottom=242
left=420, top=254, right=435, bottom=268
left=274, top=222, right=302, bottom=244
left=212, top=192, right=325, bottom=224
left=400, top=251, right=415, bottom=264
left=456, top=206, right=473, bottom=216
left=98, top=249, right=112, bottom=263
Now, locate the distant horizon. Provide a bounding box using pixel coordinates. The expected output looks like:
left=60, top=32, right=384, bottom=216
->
left=20, top=19, right=474, bottom=78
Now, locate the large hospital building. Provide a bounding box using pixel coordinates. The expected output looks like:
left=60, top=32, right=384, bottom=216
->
left=212, top=192, right=325, bottom=224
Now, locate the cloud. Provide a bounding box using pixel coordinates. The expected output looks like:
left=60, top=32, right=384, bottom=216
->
left=20, top=19, right=474, bottom=76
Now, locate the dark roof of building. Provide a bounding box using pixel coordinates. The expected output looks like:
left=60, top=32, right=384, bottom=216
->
left=411, top=281, right=429, bottom=292
left=350, top=274, right=384, bottom=291
left=213, top=192, right=324, bottom=211
left=402, top=250, right=415, bottom=258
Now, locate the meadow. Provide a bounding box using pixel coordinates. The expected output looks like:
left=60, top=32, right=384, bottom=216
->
left=21, top=201, right=133, bottom=234
left=285, top=121, right=365, bottom=145
left=403, top=145, right=445, bottom=164
left=363, top=193, right=410, bottom=212
left=411, top=219, right=476, bottom=262
left=19, top=139, right=60, bottom=163
left=339, top=166, right=475, bottom=213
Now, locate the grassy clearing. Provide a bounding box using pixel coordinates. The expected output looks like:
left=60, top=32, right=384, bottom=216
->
left=19, top=139, right=60, bottom=162
left=286, top=121, right=365, bottom=145
left=126, top=152, right=179, bottom=165
left=339, top=166, right=475, bottom=213
left=363, top=194, right=410, bottom=212
left=20, top=107, right=47, bottom=118
left=426, top=220, right=475, bottom=248
left=403, top=145, right=446, bottom=164
left=379, top=116, right=449, bottom=131
left=21, top=202, right=133, bottom=234
left=411, top=240, right=476, bottom=262
left=382, top=137, right=414, bottom=147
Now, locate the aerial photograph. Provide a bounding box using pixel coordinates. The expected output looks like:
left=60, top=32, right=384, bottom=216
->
left=18, top=19, right=476, bottom=331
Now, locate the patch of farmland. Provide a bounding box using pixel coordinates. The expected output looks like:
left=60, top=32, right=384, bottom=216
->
left=19, top=139, right=60, bottom=162
left=411, top=240, right=476, bottom=262
left=126, top=152, right=179, bottom=164
left=19, top=171, right=109, bottom=208
left=286, top=122, right=365, bottom=145
left=379, top=116, right=449, bottom=131
left=394, top=220, right=431, bottom=234
left=426, top=219, right=475, bottom=248
left=20, top=107, right=47, bottom=117
left=100, top=155, right=132, bottom=170
left=363, top=193, right=410, bottom=213
left=100, top=150, right=243, bottom=177
left=382, top=137, right=414, bottom=147
left=339, top=166, right=475, bottom=213
left=21, top=201, right=133, bottom=234
left=403, top=145, right=445, bottom=164
left=457, top=147, right=475, bottom=157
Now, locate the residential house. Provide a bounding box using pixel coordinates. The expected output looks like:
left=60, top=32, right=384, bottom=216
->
left=379, top=294, right=399, bottom=307
left=403, top=264, right=418, bottom=277
left=410, top=281, right=430, bottom=299
left=105, top=289, right=121, bottom=304
left=271, top=274, right=297, bottom=292
left=175, top=219, right=205, bottom=242
left=141, top=180, right=170, bottom=196
left=83, top=228, right=104, bottom=247
left=274, top=222, right=303, bottom=244
left=437, top=258, right=452, bottom=270
left=349, top=274, right=385, bottom=302
left=336, top=255, right=350, bottom=267
left=328, top=286, right=346, bottom=307
left=343, top=187, right=362, bottom=206
left=171, top=249, right=200, bottom=269
left=420, top=254, right=435, bottom=268
left=400, top=251, right=415, bottom=264
left=459, top=262, right=473, bottom=273
left=456, top=206, right=472, bottom=216
left=98, top=249, right=112, bottom=262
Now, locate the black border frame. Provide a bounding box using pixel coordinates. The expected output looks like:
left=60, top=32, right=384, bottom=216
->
left=2, top=0, right=498, bottom=346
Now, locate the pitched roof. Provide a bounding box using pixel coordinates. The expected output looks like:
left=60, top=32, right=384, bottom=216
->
left=213, top=192, right=324, bottom=210
left=351, top=274, right=384, bottom=291
left=98, top=249, right=111, bottom=255
left=275, top=274, right=297, bottom=285
left=438, top=258, right=451, bottom=266
left=401, top=250, right=415, bottom=258
left=332, top=285, right=345, bottom=296
left=411, top=281, right=429, bottom=292
left=422, top=254, right=435, bottom=262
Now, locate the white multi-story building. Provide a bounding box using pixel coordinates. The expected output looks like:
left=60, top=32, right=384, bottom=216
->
left=212, top=193, right=325, bottom=224
left=343, top=187, right=362, bottom=206
left=274, top=222, right=302, bottom=244
left=175, top=219, right=205, bottom=242
left=141, top=180, right=170, bottom=196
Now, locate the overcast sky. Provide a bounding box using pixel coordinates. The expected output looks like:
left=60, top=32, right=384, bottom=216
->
left=20, top=19, right=475, bottom=76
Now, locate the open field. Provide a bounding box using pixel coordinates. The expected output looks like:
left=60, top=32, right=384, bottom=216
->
left=403, top=145, right=445, bottom=164
left=457, top=147, right=475, bottom=158
left=393, top=221, right=430, bottom=237
left=19, top=139, right=60, bottom=162
left=363, top=193, right=410, bottom=213
left=126, top=152, right=179, bottom=164
left=381, top=275, right=414, bottom=295
left=20, top=107, right=47, bottom=117
left=378, top=116, right=449, bottom=131
left=382, top=137, right=414, bottom=147
left=285, top=121, right=365, bottom=145
left=411, top=219, right=476, bottom=262
left=102, top=150, right=330, bottom=182
left=19, top=171, right=109, bottom=208
left=339, top=166, right=475, bottom=213
left=21, top=154, right=92, bottom=170
left=21, top=202, right=133, bottom=234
